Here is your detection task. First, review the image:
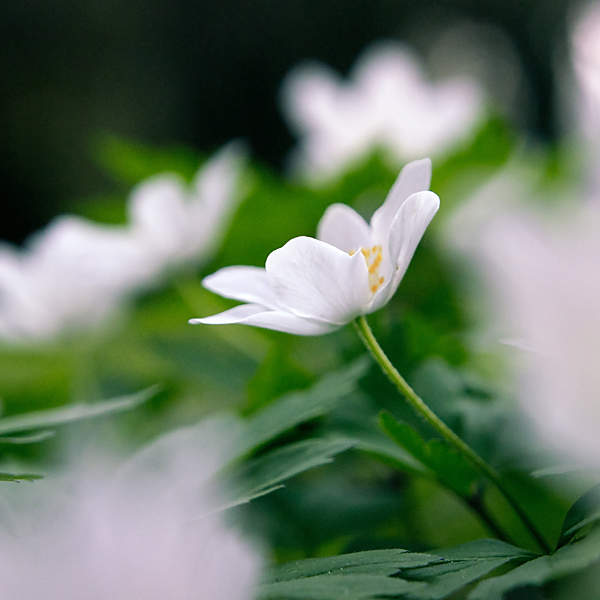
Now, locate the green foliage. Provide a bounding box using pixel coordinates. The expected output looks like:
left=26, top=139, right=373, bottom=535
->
left=236, top=358, right=369, bottom=458
left=469, top=529, right=600, bottom=600
left=558, top=485, right=600, bottom=548
left=226, top=437, right=358, bottom=507
left=0, top=386, right=157, bottom=437
left=94, top=134, right=204, bottom=186
left=258, top=539, right=532, bottom=600
left=379, top=412, right=480, bottom=497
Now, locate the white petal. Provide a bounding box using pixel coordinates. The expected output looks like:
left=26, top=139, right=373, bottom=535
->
left=266, top=236, right=370, bottom=324
left=370, top=158, right=432, bottom=242
left=190, top=304, right=336, bottom=335
left=237, top=310, right=338, bottom=335
left=189, top=303, right=269, bottom=325
left=316, top=204, right=372, bottom=253
left=189, top=142, right=247, bottom=250
left=202, top=266, right=280, bottom=310
left=370, top=191, right=440, bottom=312
left=129, top=176, right=187, bottom=241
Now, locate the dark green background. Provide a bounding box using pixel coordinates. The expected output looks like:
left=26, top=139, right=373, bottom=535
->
left=0, top=0, right=578, bottom=242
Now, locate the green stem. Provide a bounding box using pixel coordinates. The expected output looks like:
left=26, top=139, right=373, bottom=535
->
left=354, top=315, right=551, bottom=554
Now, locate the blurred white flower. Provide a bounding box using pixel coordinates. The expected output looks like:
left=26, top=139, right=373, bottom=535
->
left=572, top=2, right=600, bottom=141
left=478, top=209, right=600, bottom=467
left=191, top=159, right=438, bottom=335
left=129, top=143, right=246, bottom=275
left=0, top=418, right=262, bottom=600
left=0, top=144, right=246, bottom=342
left=281, top=43, right=484, bottom=182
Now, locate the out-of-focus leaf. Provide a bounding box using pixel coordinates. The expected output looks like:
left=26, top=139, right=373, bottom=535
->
left=356, top=433, right=428, bottom=477
left=235, top=358, right=369, bottom=459
left=226, top=437, right=357, bottom=507
left=0, top=431, right=55, bottom=445
left=379, top=412, right=480, bottom=497
left=258, top=539, right=531, bottom=600
left=245, top=344, right=314, bottom=413
left=431, top=116, right=515, bottom=215
left=558, top=484, right=600, bottom=548
left=0, top=386, right=158, bottom=435
left=469, top=528, right=600, bottom=600
left=0, top=473, right=43, bottom=482
left=94, top=134, right=203, bottom=185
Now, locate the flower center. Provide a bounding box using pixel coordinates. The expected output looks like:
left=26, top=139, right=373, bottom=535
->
left=350, top=245, right=385, bottom=293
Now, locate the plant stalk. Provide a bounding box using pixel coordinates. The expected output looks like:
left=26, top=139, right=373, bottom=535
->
left=354, top=315, right=551, bottom=554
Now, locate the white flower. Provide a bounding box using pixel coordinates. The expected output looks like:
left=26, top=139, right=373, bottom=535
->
left=281, top=43, right=484, bottom=182
left=572, top=2, right=600, bottom=141
left=0, top=144, right=245, bottom=342
left=478, top=209, right=600, bottom=467
left=190, top=158, right=439, bottom=335
left=0, top=419, right=262, bottom=600
left=129, top=143, right=246, bottom=276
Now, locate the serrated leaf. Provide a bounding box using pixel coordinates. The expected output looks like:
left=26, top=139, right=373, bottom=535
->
left=236, top=358, right=369, bottom=459
left=0, top=386, right=158, bottom=435
left=259, top=539, right=531, bottom=600
left=258, top=573, right=424, bottom=600
left=226, top=437, right=357, bottom=507
left=469, top=528, right=600, bottom=600
left=558, top=484, right=600, bottom=547
left=379, top=412, right=480, bottom=496
left=264, top=549, right=439, bottom=583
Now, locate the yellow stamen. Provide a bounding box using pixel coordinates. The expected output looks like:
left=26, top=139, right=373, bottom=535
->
left=350, top=244, right=385, bottom=294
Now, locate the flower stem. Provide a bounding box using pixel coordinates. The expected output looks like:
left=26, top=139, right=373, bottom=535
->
left=354, top=315, right=551, bottom=554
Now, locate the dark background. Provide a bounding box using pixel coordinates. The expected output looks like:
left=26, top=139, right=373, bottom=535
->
left=0, top=0, right=581, bottom=244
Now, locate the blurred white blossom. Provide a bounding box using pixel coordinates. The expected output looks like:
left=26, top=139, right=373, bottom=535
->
left=281, top=43, right=484, bottom=182
left=478, top=209, right=600, bottom=467
left=0, top=144, right=246, bottom=342
left=572, top=2, right=600, bottom=141
left=0, top=418, right=262, bottom=599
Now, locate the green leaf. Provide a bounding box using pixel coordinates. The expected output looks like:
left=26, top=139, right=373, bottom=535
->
left=0, top=386, right=158, bottom=435
left=0, top=472, right=43, bottom=482
left=226, top=437, right=357, bottom=507
left=0, top=431, right=55, bottom=445
left=263, top=549, right=438, bottom=582
left=258, top=573, right=423, bottom=599
left=93, top=134, right=203, bottom=185
left=356, top=434, right=428, bottom=477
left=469, top=528, right=600, bottom=600
left=236, top=358, right=369, bottom=459
left=379, top=412, right=480, bottom=497
left=558, top=484, right=600, bottom=547
left=258, top=539, right=531, bottom=600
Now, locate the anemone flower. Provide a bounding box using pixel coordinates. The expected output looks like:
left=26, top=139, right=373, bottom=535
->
left=0, top=144, right=245, bottom=343
left=190, top=158, right=439, bottom=335
left=475, top=209, right=600, bottom=468
left=281, top=43, right=484, bottom=182
left=0, top=419, right=262, bottom=600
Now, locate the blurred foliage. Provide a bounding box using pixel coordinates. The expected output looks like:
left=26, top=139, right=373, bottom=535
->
left=1, top=116, right=600, bottom=598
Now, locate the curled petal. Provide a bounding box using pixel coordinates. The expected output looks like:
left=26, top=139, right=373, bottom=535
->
left=370, top=191, right=440, bottom=312
left=316, top=204, right=372, bottom=253
left=266, top=236, right=371, bottom=324
left=189, top=304, right=269, bottom=325
left=236, top=310, right=338, bottom=335
left=202, top=266, right=280, bottom=310
left=370, top=158, right=432, bottom=242
left=189, top=304, right=336, bottom=335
